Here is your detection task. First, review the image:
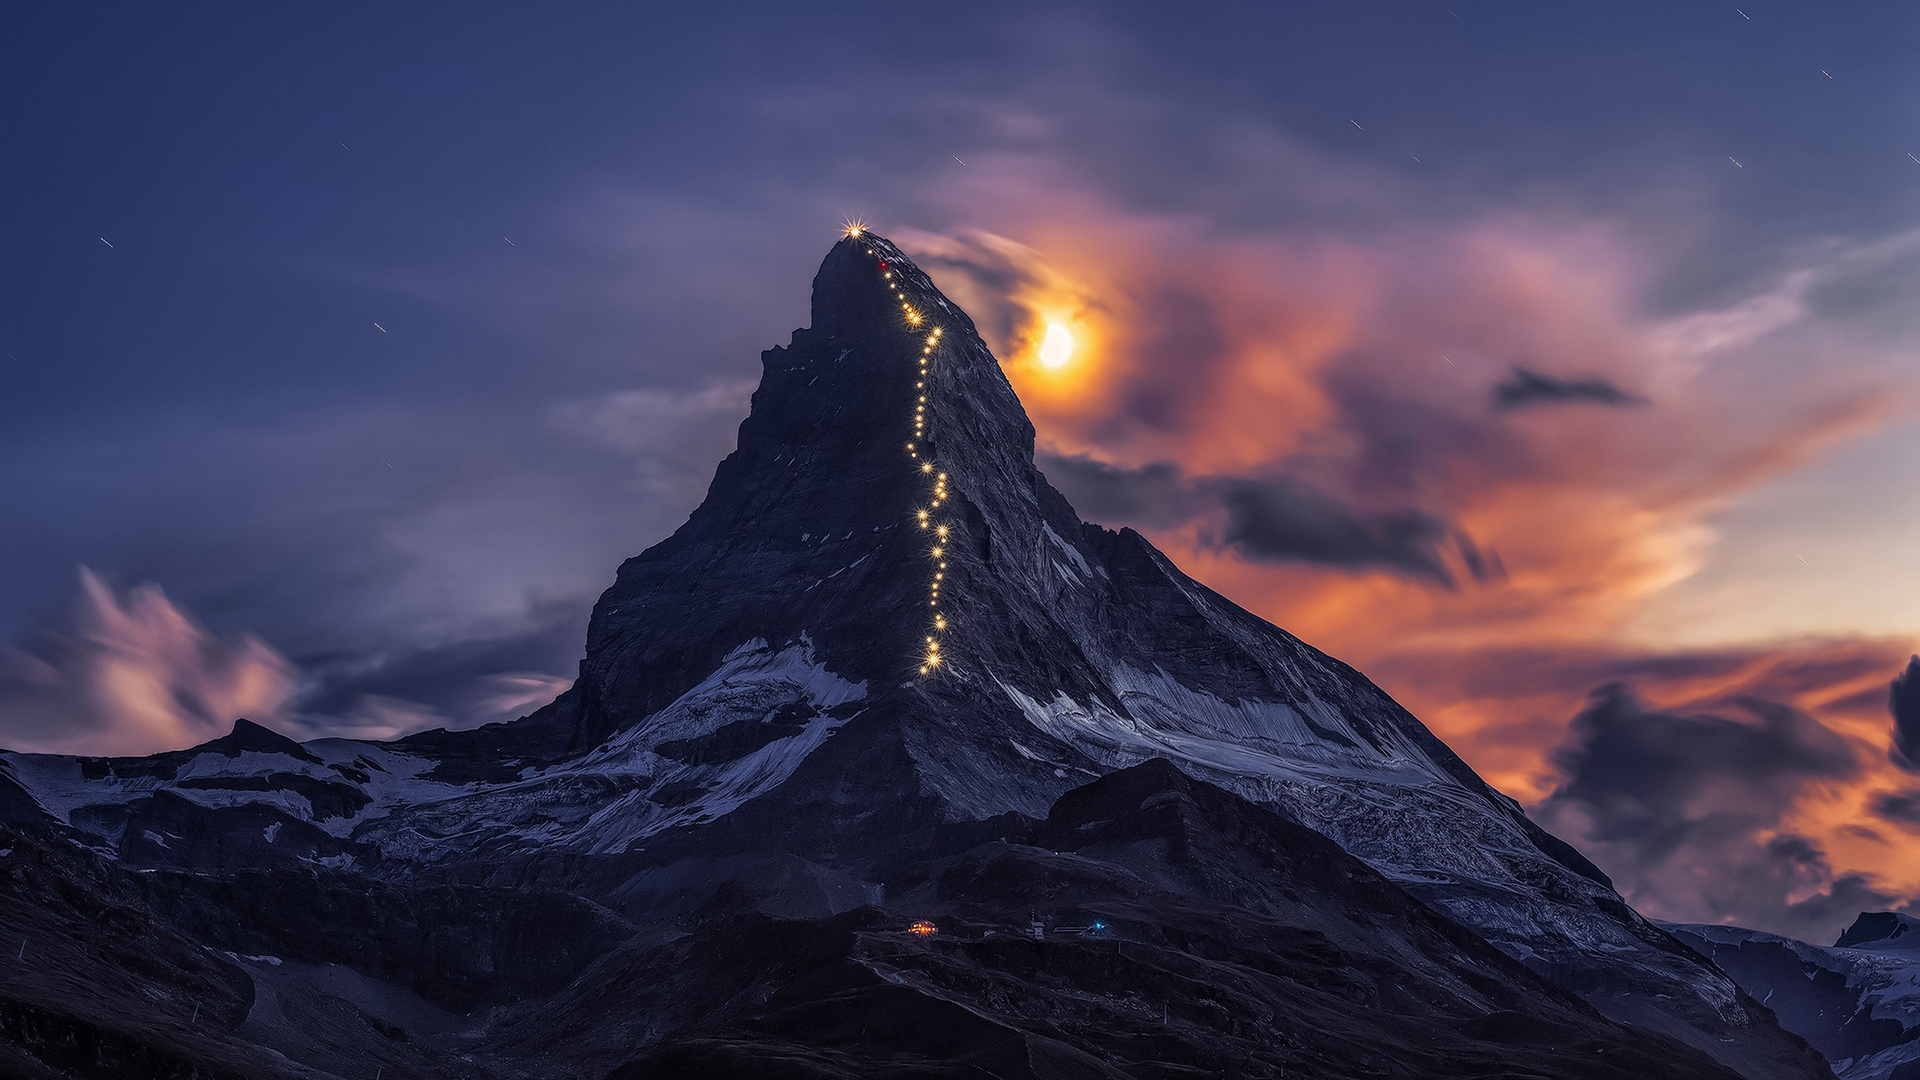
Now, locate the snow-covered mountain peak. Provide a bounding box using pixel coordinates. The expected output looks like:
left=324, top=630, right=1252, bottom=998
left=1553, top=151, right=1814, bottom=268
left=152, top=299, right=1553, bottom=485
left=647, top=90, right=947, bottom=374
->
left=0, top=229, right=1832, bottom=1080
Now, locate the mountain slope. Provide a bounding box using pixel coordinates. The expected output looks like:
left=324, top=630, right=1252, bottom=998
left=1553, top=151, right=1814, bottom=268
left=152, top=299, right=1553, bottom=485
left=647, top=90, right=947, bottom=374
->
left=518, top=760, right=1751, bottom=1080
left=1670, top=916, right=1920, bottom=1080
left=1, top=229, right=1829, bottom=1080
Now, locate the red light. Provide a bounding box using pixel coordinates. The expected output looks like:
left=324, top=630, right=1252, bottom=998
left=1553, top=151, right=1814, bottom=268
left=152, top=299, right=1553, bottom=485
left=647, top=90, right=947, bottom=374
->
left=908, top=920, right=936, bottom=935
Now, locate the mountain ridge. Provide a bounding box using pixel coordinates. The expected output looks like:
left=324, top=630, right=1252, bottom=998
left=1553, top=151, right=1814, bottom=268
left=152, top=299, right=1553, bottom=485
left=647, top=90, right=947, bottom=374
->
left=1670, top=916, right=1920, bottom=1080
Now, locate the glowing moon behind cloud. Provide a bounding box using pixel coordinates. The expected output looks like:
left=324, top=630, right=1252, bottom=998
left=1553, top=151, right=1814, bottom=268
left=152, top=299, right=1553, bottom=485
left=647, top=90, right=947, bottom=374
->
left=1038, top=321, right=1074, bottom=368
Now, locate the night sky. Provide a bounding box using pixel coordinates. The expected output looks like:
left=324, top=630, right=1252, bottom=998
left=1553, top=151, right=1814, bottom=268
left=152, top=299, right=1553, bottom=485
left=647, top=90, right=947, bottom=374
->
left=6, top=1, right=1920, bottom=940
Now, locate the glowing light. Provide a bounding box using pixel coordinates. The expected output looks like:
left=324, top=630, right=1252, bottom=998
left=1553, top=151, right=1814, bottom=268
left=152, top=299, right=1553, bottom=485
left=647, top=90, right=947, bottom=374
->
left=873, top=255, right=961, bottom=675
left=843, top=220, right=867, bottom=238
left=907, top=919, right=937, bottom=936
left=1037, top=321, right=1075, bottom=368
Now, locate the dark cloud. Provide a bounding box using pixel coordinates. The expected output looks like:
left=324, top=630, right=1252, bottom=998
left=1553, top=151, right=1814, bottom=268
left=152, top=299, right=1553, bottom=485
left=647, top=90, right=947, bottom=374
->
left=1492, top=368, right=1647, bottom=412
left=1039, top=454, right=1500, bottom=586
left=1537, top=683, right=1881, bottom=940
left=1838, top=823, right=1889, bottom=844
left=1891, top=656, right=1920, bottom=771
left=1217, top=478, right=1458, bottom=584
left=287, top=594, right=582, bottom=735
left=1037, top=454, right=1205, bottom=529
left=1546, top=685, right=1854, bottom=854
left=1870, top=790, right=1920, bottom=831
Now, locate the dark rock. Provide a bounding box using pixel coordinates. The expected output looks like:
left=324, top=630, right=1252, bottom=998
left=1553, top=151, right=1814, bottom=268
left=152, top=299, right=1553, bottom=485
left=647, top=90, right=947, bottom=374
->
left=1836, top=911, right=1920, bottom=949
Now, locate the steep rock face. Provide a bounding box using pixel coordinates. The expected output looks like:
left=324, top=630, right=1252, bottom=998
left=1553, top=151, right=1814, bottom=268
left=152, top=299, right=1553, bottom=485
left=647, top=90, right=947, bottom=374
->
left=1671, top=918, right=1920, bottom=1080
left=0, top=231, right=1830, bottom=1079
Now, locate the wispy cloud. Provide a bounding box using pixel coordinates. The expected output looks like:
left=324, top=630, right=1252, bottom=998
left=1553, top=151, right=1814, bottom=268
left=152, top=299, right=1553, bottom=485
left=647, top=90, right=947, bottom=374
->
left=0, top=570, right=576, bottom=754
left=0, top=569, right=298, bottom=755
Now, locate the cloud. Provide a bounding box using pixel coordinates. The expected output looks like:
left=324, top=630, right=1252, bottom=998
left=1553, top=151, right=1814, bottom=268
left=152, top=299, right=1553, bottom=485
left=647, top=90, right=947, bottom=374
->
left=1534, top=683, right=1897, bottom=939
left=1491, top=367, right=1647, bottom=412
left=1870, top=789, right=1920, bottom=830
left=1216, top=478, right=1459, bottom=584
left=1891, top=655, right=1920, bottom=770
left=1036, top=455, right=1204, bottom=529
left=1040, top=454, right=1498, bottom=584
left=0, top=571, right=579, bottom=755
left=907, top=154, right=1909, bottom=652
left=0, top=568, right=299, bottom=756
left=288, top=596, right=580, bottom=737
left=908, top=186, right=1903, bottom=669
left=1545, top=684, right=1857, bottom=847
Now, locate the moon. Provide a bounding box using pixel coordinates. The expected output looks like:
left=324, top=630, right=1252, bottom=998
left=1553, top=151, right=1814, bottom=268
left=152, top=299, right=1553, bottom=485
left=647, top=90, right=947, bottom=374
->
left=1038, top=321, right=1074, bottom=368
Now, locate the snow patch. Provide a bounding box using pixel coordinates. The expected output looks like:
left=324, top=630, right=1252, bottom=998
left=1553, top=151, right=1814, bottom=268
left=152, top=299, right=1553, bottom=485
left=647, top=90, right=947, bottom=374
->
left=362, top=638, right=867, bottom=862
left=1041, top=523, right=1092, bottom=579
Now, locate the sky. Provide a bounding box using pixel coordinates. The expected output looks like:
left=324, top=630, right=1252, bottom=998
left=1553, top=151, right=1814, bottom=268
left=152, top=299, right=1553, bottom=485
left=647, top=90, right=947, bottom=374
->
left=4, top=0, right=1920, bottom=942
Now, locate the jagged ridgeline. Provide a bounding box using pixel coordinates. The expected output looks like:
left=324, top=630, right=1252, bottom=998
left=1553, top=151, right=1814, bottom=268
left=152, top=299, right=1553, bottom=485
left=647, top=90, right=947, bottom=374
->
left=0, top=229, right=1833, bottom=1080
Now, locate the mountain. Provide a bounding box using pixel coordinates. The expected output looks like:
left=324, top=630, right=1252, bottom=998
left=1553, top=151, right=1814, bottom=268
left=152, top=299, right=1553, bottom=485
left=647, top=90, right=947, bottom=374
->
left=0, top=228, right=1829, bottom=1079
left=1669, top=916, right=1920, bottom=1080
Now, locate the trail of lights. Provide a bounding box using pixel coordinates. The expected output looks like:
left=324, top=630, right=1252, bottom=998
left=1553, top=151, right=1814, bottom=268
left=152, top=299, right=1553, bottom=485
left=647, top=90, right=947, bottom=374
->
left=850, top=224, right=954, bottom=677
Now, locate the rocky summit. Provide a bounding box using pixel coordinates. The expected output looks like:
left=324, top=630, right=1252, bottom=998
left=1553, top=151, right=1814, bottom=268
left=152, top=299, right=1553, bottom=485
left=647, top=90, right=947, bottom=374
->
left=0, top=230, right=1833, bottom=1079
